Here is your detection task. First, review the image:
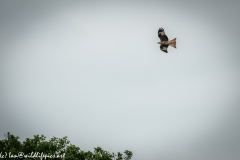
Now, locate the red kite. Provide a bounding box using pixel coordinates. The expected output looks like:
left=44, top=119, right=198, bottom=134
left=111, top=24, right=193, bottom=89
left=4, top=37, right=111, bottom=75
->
left=157, top=27, right=176, bottom=53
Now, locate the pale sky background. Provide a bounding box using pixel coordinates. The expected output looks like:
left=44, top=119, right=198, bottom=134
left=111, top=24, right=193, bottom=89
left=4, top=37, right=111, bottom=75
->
left=0, top=0, right=240, bottom=160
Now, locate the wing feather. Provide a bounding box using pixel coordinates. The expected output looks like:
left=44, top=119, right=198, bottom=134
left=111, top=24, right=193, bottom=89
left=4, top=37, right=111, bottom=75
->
left=160, top=44, right=169, bottom=53
left=158, top=29, right=169, bottom=42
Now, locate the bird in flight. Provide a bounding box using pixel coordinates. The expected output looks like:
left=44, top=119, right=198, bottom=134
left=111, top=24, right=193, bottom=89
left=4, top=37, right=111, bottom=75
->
left=157, top=27, right=176, bottom=53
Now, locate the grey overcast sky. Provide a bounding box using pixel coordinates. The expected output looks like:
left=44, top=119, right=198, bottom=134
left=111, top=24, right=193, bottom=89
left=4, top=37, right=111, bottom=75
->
left=0, top=0, right=240, bottom=160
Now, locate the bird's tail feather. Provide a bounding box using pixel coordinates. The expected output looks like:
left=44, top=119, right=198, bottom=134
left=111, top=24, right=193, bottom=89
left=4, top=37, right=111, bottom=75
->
left=169, top=38, right=177, bottom=48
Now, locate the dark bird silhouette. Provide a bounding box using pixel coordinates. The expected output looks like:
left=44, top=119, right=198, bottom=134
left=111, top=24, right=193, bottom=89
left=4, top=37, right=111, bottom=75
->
left=157, top=27, right=176, bottom=53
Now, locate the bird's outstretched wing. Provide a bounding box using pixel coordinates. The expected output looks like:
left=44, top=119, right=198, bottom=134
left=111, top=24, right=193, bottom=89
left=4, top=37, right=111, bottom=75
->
left=160, top=44, right=169, bottom=53
left=158, top=28, right=168, bottom=42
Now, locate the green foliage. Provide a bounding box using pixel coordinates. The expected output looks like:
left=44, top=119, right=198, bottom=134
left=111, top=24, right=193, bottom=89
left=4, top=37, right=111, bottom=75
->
left=0, top=132, right=133, bottom=160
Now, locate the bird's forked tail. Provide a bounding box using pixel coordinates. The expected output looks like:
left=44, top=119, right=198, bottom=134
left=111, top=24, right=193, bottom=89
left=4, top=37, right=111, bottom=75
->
left=169, top=38, right=177, bottom=48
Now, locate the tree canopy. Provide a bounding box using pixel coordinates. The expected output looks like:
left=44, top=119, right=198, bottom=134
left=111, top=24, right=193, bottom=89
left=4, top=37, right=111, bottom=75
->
left=0, top=132, right=133, bottom=160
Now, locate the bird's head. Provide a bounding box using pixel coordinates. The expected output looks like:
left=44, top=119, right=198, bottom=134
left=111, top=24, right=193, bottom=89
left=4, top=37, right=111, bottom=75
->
left=157, top=41, right=166, bottom=44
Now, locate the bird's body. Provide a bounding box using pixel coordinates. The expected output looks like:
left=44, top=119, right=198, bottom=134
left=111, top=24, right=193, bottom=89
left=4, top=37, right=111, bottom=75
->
left=158, top=38, right=176, bottom=46
left=157, top=27, right=176, bottom=53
